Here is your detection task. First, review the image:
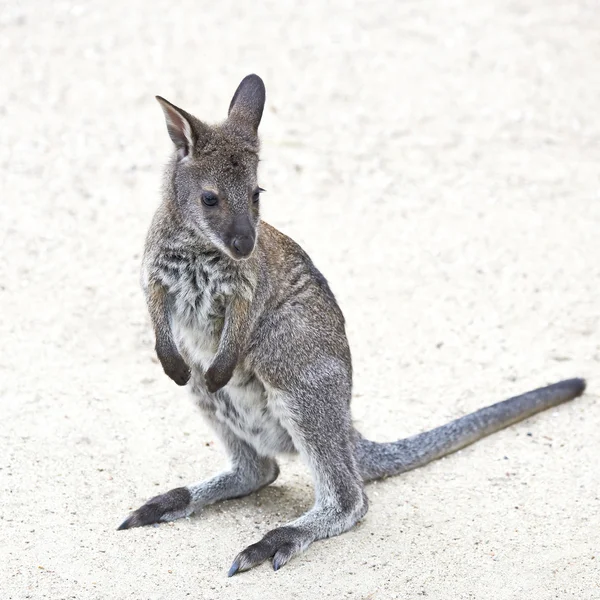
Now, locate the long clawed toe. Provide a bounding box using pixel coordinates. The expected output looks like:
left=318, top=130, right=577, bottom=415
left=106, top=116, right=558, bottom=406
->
left=117, top=503, right=165, bottom=530
left=228, top=526, right=307, bottom=576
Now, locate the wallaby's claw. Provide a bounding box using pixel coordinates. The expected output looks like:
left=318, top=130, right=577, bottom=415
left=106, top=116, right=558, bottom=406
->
left=117, top=514, right=140, bottom=530
left=158, top=353, right=191, bottom=386
left=118, top=487, right=192, bottom=530
left=227, top=560, right=241, bottom=577
left=205, top=369, right=229, bottom=393
left=205, top=358, right=235, bottom=393
left=228, top=526, right=304, bottom=575
left=169, top=363, right=191, bottom=386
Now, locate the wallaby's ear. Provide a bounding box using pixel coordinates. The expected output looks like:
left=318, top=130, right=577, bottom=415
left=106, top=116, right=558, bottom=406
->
left=227, top=74, right=266, bottom=133
left=156, top=96, right=198, bottom=159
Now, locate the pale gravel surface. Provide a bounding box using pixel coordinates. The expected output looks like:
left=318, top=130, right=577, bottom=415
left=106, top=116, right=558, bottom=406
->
left=1, top=1, right=599, bottom=598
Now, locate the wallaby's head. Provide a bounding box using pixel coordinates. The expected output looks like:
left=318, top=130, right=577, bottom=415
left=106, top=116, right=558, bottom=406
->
left=157, top=75, right=266, bottom=260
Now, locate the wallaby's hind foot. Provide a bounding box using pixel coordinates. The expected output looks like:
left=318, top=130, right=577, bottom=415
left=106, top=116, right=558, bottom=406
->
left=118, top=487, right=192, bottom=530
left=229, top=526, right=318, bottom=575
left=118, top=456, right=280, bottom=530
left=228, top=495, right=368, bottom=576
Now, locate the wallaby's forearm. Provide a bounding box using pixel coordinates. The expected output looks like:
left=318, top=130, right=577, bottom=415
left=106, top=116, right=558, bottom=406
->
left=205, top=294, right=252, bottom=392
left=147, top=281, right=190, bottom=386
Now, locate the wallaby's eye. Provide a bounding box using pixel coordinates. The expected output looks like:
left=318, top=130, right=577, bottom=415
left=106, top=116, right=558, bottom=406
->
left=253, top=187, right=265, bottom=203
left=202, top=192, right=218, bottom=207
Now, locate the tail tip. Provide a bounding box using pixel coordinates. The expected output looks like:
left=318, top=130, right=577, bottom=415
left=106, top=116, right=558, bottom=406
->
left=560, top=377, right=586, bottom=398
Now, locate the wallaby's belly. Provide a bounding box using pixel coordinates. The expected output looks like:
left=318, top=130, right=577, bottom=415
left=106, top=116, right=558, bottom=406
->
left=213, top=375, right=296, bottom=456
left=188, top=369, right=296, bottom=456
left=173, top=304, right=295, bottom=457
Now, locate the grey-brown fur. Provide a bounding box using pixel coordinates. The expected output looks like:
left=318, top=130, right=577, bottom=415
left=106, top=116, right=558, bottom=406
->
left=118, top=74, right=587, bottom=575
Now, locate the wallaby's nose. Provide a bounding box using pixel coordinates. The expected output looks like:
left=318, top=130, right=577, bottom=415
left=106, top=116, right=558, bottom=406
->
left=232, top=235, right=254, bottom=258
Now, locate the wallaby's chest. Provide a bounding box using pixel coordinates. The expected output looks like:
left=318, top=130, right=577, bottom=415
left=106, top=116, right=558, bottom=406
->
left=155, top=252, right=233, bottom=365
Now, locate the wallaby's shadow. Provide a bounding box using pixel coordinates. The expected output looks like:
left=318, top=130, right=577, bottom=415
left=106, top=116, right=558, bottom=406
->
left=193, top=483, right=313, bottom=524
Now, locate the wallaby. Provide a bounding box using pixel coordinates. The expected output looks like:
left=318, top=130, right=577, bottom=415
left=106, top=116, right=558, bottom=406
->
left=118, top=74, right=587, bottom=575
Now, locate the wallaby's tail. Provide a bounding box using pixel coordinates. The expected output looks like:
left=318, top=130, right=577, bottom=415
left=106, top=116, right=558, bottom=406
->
left=355, top=378, right=586, bottom=482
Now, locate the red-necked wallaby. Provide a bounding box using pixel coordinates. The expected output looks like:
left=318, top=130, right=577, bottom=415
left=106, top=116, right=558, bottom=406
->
left=118, top=74, right=586, bottom=575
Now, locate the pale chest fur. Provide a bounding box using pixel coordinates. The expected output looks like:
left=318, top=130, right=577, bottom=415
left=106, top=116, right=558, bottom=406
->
left=151, top=248, right=240, bottom=367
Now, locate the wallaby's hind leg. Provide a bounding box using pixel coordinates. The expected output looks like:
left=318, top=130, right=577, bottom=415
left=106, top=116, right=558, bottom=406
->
left=228, top=387, right=367, bottom=575
left=118, top=416, right=279, bottom=530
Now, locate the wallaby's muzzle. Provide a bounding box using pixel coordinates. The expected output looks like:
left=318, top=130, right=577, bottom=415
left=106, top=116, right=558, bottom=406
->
left=231, top=234, right=255, bottom=259
left=225, top=214, right=256, bottom=260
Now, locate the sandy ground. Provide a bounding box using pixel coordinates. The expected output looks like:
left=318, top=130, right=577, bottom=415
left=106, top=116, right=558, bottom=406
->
left=1, top=0, right=599, bottom=598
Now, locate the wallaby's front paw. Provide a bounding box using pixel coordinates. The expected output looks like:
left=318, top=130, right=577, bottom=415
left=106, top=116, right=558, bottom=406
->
left=228, top=526, right=308, bottom=576
left=205, top=356, right=235, bottom=393
left=117, top=487, right=192, bottom=530
left=157, top=350, right=191, bottom=386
